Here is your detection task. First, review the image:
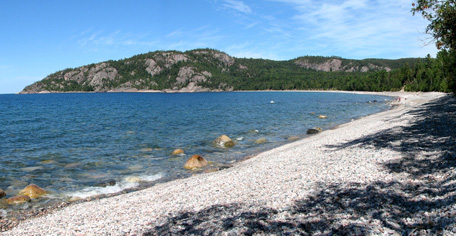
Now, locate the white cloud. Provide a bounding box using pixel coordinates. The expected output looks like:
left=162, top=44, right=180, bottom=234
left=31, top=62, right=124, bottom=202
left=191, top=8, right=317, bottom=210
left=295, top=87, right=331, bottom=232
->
left=270, top=0, right=438, bottom=58
left=222, top=0, right=252, bottom=14
left=76, top=30, right=158, bottom=48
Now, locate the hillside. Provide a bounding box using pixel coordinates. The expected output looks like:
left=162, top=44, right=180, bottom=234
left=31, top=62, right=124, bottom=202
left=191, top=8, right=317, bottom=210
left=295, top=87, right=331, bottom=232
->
left=20, top=49, right=424, bottom=94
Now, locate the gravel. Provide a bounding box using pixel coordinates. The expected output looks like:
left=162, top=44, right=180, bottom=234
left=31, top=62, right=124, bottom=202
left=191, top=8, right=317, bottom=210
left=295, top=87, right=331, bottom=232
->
left=2, top=91, right=455, bottom=236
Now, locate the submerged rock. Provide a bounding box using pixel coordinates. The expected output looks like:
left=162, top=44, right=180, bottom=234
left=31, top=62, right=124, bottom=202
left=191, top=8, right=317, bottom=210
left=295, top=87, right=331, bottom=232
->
left=18, top=184, right=47, bottom=198
left=125, top=176, right=142, bottom=183
left=287, top=136, right=300, bottom=141
left=184, top=155, right=209, bottom=169
left=171, top=149, right=185, bottom=155
left=6, top=195, right=31, bottom=205
left=0, top=188, right=5, bottom=198
left=214, top=135, right=235, bottom=148
left=255, top=138, right=267, bottom=144
left=306, top=127, right=322, bottom=134
left=95, top=179, right=117, bottom=187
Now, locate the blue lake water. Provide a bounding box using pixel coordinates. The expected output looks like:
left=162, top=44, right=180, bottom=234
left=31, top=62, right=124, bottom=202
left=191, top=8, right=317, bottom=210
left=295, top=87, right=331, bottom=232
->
left=0, top=91, right=392, bottom=213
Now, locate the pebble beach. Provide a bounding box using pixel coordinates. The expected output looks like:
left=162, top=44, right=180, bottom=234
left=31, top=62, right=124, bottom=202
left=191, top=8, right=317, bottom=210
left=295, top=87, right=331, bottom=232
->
left=2, top=91, right=455, bottom=235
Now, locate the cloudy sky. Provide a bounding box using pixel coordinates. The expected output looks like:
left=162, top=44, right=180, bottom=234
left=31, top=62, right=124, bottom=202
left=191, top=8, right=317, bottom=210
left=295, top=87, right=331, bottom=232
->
left=0, top=0, right=437, bottom=94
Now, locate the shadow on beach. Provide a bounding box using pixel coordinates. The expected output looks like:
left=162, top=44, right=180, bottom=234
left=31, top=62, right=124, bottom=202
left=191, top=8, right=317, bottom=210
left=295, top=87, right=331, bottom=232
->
left=145, top=95, right=456, bottom=235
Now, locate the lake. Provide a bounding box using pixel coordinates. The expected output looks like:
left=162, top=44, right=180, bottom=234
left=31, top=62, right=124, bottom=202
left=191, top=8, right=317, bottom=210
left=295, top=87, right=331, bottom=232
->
left=0, top=91, right=392, bottom=214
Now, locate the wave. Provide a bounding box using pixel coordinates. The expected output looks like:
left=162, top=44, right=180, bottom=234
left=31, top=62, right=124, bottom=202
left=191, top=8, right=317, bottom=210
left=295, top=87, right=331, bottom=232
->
left=66, top=173, right=163, bottom=199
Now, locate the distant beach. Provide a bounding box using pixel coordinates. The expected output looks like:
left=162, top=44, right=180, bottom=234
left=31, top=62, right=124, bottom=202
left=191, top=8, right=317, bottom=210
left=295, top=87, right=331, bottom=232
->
left=2, top=91, right=455, bottom=235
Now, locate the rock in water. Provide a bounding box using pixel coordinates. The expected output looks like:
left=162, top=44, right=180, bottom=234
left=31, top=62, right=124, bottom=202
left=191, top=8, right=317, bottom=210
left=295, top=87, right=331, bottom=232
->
left=125, top=176, right=142, bottom=183
left=6, top=195, right=31, bottom=205
left=306, top=127, right=322, bottom=134
left=18, top=184, right=47, bottom=198
left=184, top=155, right=209, bottom=169
left=171, top=149, right=185, bottom=155
left=318, top=115, right=327, bottom=119
left=255, top=138, right=267, bottom=144
left=213, top=135, right=235, bottom=148
left=287, top=136, right=300, bottom=141
left=0, top=188, right=5, bottom=198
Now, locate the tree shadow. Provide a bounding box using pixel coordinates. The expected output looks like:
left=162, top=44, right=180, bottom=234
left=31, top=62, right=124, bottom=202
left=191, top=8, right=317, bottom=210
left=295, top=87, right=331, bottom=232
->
left=144, top=95, right=456, bottom=235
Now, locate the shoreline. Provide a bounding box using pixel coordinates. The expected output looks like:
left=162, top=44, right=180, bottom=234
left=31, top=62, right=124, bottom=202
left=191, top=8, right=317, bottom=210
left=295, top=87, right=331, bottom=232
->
left=2, top=91, right=454, bottom=235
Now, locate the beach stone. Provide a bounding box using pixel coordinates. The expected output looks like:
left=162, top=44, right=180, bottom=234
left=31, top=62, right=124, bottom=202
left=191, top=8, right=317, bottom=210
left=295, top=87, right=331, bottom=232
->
left=18, top=184, right=47, bottom=198
left=318, top=115, right=327, bottom=119
left=255, top=137, right=267, bottom=144
left=306, top=127, right=322, bottom=134
left=184, top=155, right=209, bottom=169
left=6, top=195, right=31, bottom=205
left=171, top=149, right=185, bottom=155
left=0, top=188, right=5, bottom=198
left=214, top=135, right=235, bottom=148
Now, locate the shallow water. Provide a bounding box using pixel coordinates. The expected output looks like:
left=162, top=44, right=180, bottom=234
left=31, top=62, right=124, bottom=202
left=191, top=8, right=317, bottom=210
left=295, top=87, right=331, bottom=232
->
left=0, top=91, right=391, bottom=212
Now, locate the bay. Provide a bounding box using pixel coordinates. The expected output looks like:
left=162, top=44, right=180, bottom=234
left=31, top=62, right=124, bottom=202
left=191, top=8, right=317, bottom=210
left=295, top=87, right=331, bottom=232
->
left=0, top=91, right=391, bottom=212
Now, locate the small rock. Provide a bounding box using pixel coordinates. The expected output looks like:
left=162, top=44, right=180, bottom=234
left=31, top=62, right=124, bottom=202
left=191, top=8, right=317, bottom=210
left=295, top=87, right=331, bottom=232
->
left=18, top=184, right=47, bottom=198
left=255, top=137, right=267, bottom=144
left=318, top=115, right=327, bottom=119
left=0, top=189, right=5, bottom=198
left=214, top=135, right=235, bottom=148
left=171, top=149, right=185, bottom=155
left=306, top=127, right=322, bottom=134
left=6, top=195, right=31, bottom=205
left=184, top=155, right=209, bottom=169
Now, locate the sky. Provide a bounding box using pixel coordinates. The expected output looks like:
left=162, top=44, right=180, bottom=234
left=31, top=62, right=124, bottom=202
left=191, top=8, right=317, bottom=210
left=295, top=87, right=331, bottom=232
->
left=0, top=0, right=438, bottom=94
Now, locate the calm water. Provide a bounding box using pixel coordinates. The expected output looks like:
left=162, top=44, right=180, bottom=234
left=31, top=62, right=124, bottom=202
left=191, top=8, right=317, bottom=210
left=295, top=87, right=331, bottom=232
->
left=0, top=92, right=391, bottom=212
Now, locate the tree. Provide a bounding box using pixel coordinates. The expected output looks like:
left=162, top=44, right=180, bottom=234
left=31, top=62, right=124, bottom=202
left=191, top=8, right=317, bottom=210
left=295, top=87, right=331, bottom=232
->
left=412, top=0, right=456, bottom=50
left=412, top=0, right=456, bottom=92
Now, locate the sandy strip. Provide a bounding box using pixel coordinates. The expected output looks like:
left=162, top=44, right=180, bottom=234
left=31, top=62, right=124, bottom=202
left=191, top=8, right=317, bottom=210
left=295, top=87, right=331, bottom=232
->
left=2, top=91, right=452, bottom=235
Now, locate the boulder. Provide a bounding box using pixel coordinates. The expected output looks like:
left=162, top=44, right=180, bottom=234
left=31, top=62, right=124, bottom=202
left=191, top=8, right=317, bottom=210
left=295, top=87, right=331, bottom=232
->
left=214, top=135, right=235, bottom=148
left=306, top=127, right=322, bottom=134
left=6, top=195, right=31, bottom=205
left=318, top=115, right=327, bottom=119
left=171, top=149, right=185, bottom=155
left=0, top=188, right=5, bottom=198
left=184, top=155, right=209, bottom=169
left=18, top=184, right=47, bottom=198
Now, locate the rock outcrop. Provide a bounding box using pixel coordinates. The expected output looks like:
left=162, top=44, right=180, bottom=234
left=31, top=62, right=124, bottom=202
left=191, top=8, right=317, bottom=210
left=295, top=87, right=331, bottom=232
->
left=184, top=155, right=209, bottom=169
left=294, top=57, right=392, bottom=72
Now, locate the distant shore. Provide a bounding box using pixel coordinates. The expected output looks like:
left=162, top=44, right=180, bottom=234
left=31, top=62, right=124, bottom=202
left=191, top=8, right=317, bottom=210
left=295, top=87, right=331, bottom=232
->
left=3, top=91, right=455, bottom=235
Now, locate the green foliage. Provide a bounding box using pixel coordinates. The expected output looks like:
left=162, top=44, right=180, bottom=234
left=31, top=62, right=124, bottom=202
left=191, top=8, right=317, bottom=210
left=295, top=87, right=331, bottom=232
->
left=21, top=49, right=452, bottom=93
left=412, top=0, right=456, bottom=93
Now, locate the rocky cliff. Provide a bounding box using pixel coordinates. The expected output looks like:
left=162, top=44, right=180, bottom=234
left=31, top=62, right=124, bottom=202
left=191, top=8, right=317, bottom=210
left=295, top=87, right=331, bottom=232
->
left=19, top=49, right=422, bottom=94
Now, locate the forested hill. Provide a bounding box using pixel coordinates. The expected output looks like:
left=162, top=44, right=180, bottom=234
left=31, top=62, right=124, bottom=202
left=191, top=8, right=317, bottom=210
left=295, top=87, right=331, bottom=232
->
left=20, top=48, right=443, bottom=94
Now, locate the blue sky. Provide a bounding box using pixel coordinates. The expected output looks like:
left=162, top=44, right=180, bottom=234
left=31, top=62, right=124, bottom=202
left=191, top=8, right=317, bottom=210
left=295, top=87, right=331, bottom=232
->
left=0, top=0, right=437, bottom=94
